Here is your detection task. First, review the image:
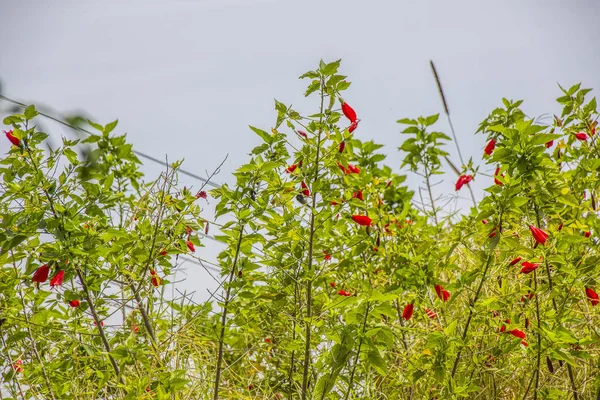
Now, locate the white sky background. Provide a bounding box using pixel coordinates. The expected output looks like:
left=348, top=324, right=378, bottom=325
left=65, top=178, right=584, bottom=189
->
left=1, top=0, right=599, bottom=302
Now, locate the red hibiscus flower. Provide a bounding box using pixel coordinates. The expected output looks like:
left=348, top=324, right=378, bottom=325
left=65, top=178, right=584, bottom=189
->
left=69, top=299, right=80, bottom=308
left=425, top=308, right=437, bottom=319
left=545, top=140, right=554, bottom=148
left=352, top=190, right=364, bottom=201
left=484, top=138, right=496, bottom=156
left=402, top=303, right=414, bottom=320
left=301, top=182, right=310, bottom=197
left=196, top=191, right=208, bottom=199
left=285, top=164, right=298, bottom=173
left=338, top=289, right=352, bottom=297
left=575, top=132, right=588, bottom=141
left=341, top=102, right=357, bottom=123
left=348, top=120, right=359, bottom=133
left=32, top=264, right=50, bottom=284
left=5, top=130, right=20, bottom=146
left=520, top=261, right=540, bottom=274
left=352, top=215, right=372, bottom=226
left=339, top=141, right=346, bottom=153
left=586, top=287, right=599, bottom=306
left=509, top=257, right=522, bottom=266
left=455, top=174, right=473, bottom=191
left=186, top=240, right=195, bottom=253
left=494, top=166, right=504, bottom=186
left=435, top=284, right=450, bottom=302
left=50, top=270, right=65, bottom=287
left=510, top=329, right=526, bottom=339
left=528, top=225, right=548, bottom=245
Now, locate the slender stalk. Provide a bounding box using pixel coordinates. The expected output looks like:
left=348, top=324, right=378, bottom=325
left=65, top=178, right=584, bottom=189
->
left=451, top=251, right=495, bottom=377
left=74, top=264, right=124, bottom=385
left=300, top=77, right=326, bottom=400
left=343, top=304, right=371, bottom=400
left=430, top=60, right=477, bottom=207
left=11, top=258, right=56, bottom=400
left=534, top=208, right=578, bottom=398
left=531, top=269, right=541, bottom=399
left=1, top=334, right=25, bottom=399
left=424, top=167, right=439, bottom=226
left=212, top=225, right=245, bottom=400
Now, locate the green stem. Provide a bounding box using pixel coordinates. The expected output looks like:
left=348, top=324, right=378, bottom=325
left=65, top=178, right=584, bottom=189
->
left=212, top=224, right=245, bottom=400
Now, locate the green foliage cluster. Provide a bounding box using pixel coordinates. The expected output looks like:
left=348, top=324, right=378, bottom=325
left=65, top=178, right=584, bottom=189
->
left=1, top=61, right=599, bottom=399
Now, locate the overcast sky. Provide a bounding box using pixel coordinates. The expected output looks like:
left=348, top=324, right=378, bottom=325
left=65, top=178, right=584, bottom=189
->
left=1, top=0, right=599, bottom=300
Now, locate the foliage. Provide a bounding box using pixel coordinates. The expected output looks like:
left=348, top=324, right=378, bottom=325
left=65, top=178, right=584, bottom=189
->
left=1, top=61, right=599, bottom=399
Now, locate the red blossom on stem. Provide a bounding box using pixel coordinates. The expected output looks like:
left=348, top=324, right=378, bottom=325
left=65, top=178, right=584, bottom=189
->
left=301, top=182, right=310, bottom=197
left=509, top=257, right=522, bottom=266
left=341, top=102, right=357, bottom=123
left=69, top=299, right=80, bottom=308
left=529, top=225, right=548, bottom=245
left=455, top=174, right=473, bottom=191
left=435, top=284, right=450, bottom=302
left=297, top=130, right=308, bottom=139
left=186, top=240, right=195, bottom=253
left=339, top=141, right=346, bottom=153
left=351, top=215, right=372, bottom=226
left=520, top=261, right=540, bottom=274
left=586, top=287, right=599, bottom=306
left=50, top=270, right=65, bottom=287
left=494, top=166, right=504, bottom=186
left=348, top=120, right=359, bottom=133
left=510, top=329, right=526, bottom=339
left=285, top=164, right=298, bottom=173
left=484, top=138, right=496, bottom=156
left=196, top=191, right=208, bottom=199
left=352, top=190, right=364, bottom=201
left=402, top=303, right=414, bottom=320
left=338, top=289, right=352, bottom=297
left=32, top=264, right=50, bottom=284
left=329, top=282, right=336, bottom=288
left=575, top=132, right=588, bottom=141
left=13, top=359, right=23, bottom=373
left=5, top=130, right=20, bottom=146
left=545, top=140, right=554, bottom=148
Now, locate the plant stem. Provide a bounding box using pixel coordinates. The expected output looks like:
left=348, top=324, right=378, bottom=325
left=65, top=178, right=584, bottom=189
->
left=300, top=77, right=326, bottom=400
left=533, top=270, right=541, bottom=400
left=451, top=251, right=494, bottom=377
left=212, top=224, right=245, bottom=400
left=343, top=303, right=370, bottom=400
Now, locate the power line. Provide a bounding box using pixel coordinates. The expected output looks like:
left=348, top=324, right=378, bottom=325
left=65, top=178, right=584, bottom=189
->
left=0, top=94, right=222, bottom=189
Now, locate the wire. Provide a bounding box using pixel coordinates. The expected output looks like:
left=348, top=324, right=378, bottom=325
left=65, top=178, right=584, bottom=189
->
left=0, top=94, right=222, bottom=188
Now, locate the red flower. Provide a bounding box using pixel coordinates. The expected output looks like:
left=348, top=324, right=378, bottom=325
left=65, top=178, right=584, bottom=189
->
left=494, top=166, right=503, bottom=186
left=347, top=164, right=360, bottom=174
left=521, top=292, right=535, bottom=302
left=499, top=319, right=510, bottom=333
left=151, top=274, right=161, bottom=287
left=186, top=240, right=195, bottom=252
left=557, top=223, right=563, bottom=231
left=528, top=225, right=548, bottom=245
left=348, top=120, right=359, bottom=133
left=339, top=141, right=346, bottom=153
left=338, top=289, right=352, bottom=296
left=323, top=251, right=331, bottom=261
left=185, top=226, right=193, bottom=235
left=455, top=174, right=473, bottom=191
left=509, top=257, right=522, bottom=266
left=520, top=261, right=539, bottom=274
left=510, top=329, right=526, bottom=339
left=584, top=231, right=591, bottom=238
left=482, top=219, right=488, bottom=224
left=352, top=190, right=364, bottom=201
left=93, top=320, right=105, bottom=327
left=159, top=249, right=167, bottom=256
left=575, top=132, right=588, bottom=141
left=285, top=164, right=298, bottom=173
left=586, top=287, right=599, bottom=306
left=351, top=215, right=372, bottom=226
left=133, top=325, right=140, bottom=333
left=4, top=130, right=20, bottom=146
left=13, top=359, right=23, bottom=373
left=331, top=199, right=344, bottom=206
left=484, top=138, right=496, bottom=156
left=521, top=340, right=528, bottom=347
left=196, top=191, right=208, bottom=199
left=69, top=299, right=80, bottom=308
left=301, top=181, right=310, bottom=197
left=298, top=130, right=308, bottom=139
left=545, top=140, right=554, bottom=148
left=435, top=284, right=450, bottom=302
left=264, top=338, right=272, bottom=344
left=329, top=282, right=336, bottom=288
left=32, top=264, right=50, bottom=283
left=341, top=102, right=357, bottom=123
left=425, top=308, right=437, bottom=319
left=402, top=303, right=414, bottom=320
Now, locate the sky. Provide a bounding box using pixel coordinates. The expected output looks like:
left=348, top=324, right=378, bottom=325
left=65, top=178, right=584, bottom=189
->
left=1, top=0, right=599, bottom=301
